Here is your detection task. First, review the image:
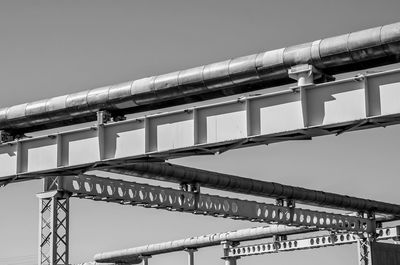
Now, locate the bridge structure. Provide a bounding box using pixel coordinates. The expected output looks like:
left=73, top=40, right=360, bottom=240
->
left=2, top=22, right=400, bottom=265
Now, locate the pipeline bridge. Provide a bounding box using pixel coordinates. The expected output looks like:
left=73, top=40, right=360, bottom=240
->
left=2, top=21, right=400, bottom=265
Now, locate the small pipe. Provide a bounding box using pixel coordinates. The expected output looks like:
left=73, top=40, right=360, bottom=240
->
left=94, top=225, right=309, bottom=263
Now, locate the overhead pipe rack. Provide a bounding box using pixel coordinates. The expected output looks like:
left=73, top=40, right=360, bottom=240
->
left=2, top=68, right=400, bottom=186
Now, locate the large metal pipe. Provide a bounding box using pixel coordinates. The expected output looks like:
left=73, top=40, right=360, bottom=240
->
left=76, top=263, right=127, bottom=265
left=102, top=162, right=400, bottom=216
left=2, top=22, right=400, bottom=133
left=94, top=225, right=309, bottom=264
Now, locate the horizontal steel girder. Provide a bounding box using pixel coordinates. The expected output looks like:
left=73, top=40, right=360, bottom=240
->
left=103, top=162, right=400, bottom=217
left=227, top=226, right=400, bottom=258
left=2, top=68, right=400, bottom=184
left=60, top=174, right=374, bottom=234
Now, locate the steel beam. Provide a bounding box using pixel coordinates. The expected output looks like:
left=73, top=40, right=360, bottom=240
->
left=61, top=174, right=373, bottom=234
left=103, top=162, right=400, bottom=217
left=2, top=68, right=400, bottom=183
left=226, top=226, right=400, bottom=258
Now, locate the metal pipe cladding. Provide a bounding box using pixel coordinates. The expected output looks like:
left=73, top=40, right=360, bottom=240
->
left=1, top=22, right=400, bottom=133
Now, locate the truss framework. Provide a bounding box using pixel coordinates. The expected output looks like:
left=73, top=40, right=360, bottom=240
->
left=226, top=226, right=400, bottom=258
left=37, top=190, right=70, bottom=265
left=358, top=237, right=374, bottom=265
left=59, top=174, right=374, bottom=233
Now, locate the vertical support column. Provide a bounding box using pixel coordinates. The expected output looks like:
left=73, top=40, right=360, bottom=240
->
left=221, top=241, right=239, bottom=265
left=357, top=212, right=377, bottom=265
left=358, top=237, right=373, bottom=265
left=140, top=255, right=151, bottom=265
left=38, top=177, right=70, bottom=265
left=185, top=248, right=197, bottom=265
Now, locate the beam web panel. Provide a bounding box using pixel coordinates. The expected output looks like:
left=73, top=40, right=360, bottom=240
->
left=103, top=120, right=145, bottom=159
left=21, top=137, right=57, bottom=172
left=250, top=91, right=303, bottom=135
left=62, top=129, right=100, bottom=166
left=367, top=71, right=400, bottom=116
left=0, top=144, right=17, bottom=176
left=198, top=102, right=247, bottom=143
left=149, top=112, right=194, bottom=151
left=306, top=81, right=366, bottom=126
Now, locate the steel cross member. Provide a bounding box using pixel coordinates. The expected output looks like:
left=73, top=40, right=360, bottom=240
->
left=37, top=189, right=70, bottom=265
left=226, top=226, right=400, bottom=258
left=60, top=174, right=374, bottom=233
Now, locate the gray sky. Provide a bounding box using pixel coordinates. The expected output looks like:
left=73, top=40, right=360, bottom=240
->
left=0, top=1, right=400, bottom=264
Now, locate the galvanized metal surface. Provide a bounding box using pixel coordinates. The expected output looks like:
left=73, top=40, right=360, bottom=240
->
left=105, top=162, right=400, bottom=217
left=227, top=226, right=400, bottom=258
left=61, top=174, right=372, bottom=233
left=1, top=22, right=400, bottom=133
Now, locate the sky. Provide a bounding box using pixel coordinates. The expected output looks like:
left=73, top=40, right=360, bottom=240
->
left=0, top=0, right=400, bottom=264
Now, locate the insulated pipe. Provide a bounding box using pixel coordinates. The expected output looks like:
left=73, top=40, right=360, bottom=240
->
left=94, top=225, right=309, bottom=264
left=76, top=263, right=130, bottom=265
left=1, top=22, right=400, bottom=133
left=102, top=162, right=400, bottom=216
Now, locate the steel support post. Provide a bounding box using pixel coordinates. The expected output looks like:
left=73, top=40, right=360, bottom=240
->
left=38, top=176, right=71, bottom=265
left=222, top=241, right=239, bottom=265
left=185, top=248, right=197, bottom=265
left=358, top=237, right=374, bottom=265
left=357, top=212, right=377, bottom=265
left=140, top=255, right=151, bottom=265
